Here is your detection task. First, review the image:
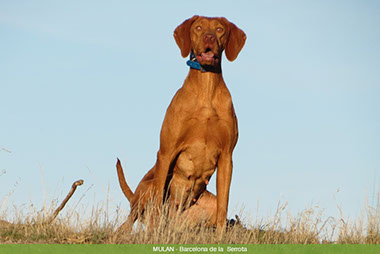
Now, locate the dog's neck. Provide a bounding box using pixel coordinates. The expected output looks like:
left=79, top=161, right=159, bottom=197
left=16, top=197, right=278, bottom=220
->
left=185, top=68, right=224, bottom=102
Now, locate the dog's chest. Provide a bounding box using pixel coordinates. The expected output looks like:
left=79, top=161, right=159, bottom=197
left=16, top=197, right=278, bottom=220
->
left=176, top=106, right=230, bottom=174
left=185, top=104, right=232, bottom=139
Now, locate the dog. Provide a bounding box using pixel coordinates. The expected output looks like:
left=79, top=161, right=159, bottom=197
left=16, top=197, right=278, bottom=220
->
left=117, top=15, right=246, bottom=232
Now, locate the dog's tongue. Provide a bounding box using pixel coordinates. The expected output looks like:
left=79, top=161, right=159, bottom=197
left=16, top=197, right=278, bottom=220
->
left=200, top=51, right=214, bottom=61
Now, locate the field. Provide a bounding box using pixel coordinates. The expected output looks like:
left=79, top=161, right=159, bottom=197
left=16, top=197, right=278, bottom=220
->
left=0, top=184, right=379, bottom=244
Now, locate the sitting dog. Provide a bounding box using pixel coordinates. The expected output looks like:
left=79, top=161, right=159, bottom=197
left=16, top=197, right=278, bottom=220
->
left=117, top=15, right=246, bottom=232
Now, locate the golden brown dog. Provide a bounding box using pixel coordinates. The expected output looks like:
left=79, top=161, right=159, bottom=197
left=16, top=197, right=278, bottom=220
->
left=117, top=15, right=246, bottom=232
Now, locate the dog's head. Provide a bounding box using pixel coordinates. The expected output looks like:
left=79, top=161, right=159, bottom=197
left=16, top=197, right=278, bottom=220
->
left=174, top=16, right=246, bottom=67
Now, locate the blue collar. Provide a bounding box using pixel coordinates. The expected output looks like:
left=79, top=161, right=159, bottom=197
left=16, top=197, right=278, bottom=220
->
left=186, top=51, right=221, bottom=73
left=186, top=51, right=205, bottom=72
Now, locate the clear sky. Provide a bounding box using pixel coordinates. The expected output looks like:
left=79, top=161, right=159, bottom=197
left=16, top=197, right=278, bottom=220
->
left=1, top=1, right=379, bottom=222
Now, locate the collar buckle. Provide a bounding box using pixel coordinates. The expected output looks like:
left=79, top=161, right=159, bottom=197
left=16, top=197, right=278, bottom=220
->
left=186, top=51, right=205, bottom=72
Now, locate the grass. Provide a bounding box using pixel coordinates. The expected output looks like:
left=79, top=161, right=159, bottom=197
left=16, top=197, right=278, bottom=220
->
left=0, top=194, right=379, bottom=244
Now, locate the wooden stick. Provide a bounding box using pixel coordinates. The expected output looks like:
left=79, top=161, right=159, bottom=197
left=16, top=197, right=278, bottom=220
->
left=0, top=146, right=11, bottom=153
left=48, top=179, right=84, bottom=223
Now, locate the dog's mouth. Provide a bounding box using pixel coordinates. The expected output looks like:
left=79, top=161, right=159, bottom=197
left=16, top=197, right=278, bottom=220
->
left=195, top=48, right=219, bottom=65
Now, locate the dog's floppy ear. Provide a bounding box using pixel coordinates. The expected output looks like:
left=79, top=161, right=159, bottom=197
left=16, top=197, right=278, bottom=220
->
left=225, top=21, right=246, bottom=62
left=174, top=15, right=199, bottom=58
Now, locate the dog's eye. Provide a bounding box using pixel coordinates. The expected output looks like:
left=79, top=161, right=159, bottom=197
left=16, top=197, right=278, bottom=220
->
left=195, top=26, right=202, bottom=31
left=216, top=27, right=224, bottom=33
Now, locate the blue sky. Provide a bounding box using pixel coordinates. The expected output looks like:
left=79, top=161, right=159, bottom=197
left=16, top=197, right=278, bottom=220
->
left=1, top=0, right=379, bottom=222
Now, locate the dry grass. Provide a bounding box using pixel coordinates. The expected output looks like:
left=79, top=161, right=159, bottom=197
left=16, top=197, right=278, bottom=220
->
left=0, top=194, right=379, bottom=244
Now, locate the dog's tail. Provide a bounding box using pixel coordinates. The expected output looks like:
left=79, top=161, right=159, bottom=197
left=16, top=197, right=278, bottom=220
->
left=116, top=158, right=134, bottom=202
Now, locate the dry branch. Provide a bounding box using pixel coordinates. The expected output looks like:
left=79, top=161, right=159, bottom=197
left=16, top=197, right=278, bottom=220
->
left=48, top=179, right=84, bottom=223
left=0, top=146, right=11, bottom=153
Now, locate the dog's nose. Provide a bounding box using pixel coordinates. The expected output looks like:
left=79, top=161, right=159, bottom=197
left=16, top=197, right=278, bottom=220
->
left=203, top=33, right=215, bottom=44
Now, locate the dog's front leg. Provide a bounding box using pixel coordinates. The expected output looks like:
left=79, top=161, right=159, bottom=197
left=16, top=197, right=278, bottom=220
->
left=216, top=152, right=233, bottom=233
left=153, top=150, right=173, bottom=205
